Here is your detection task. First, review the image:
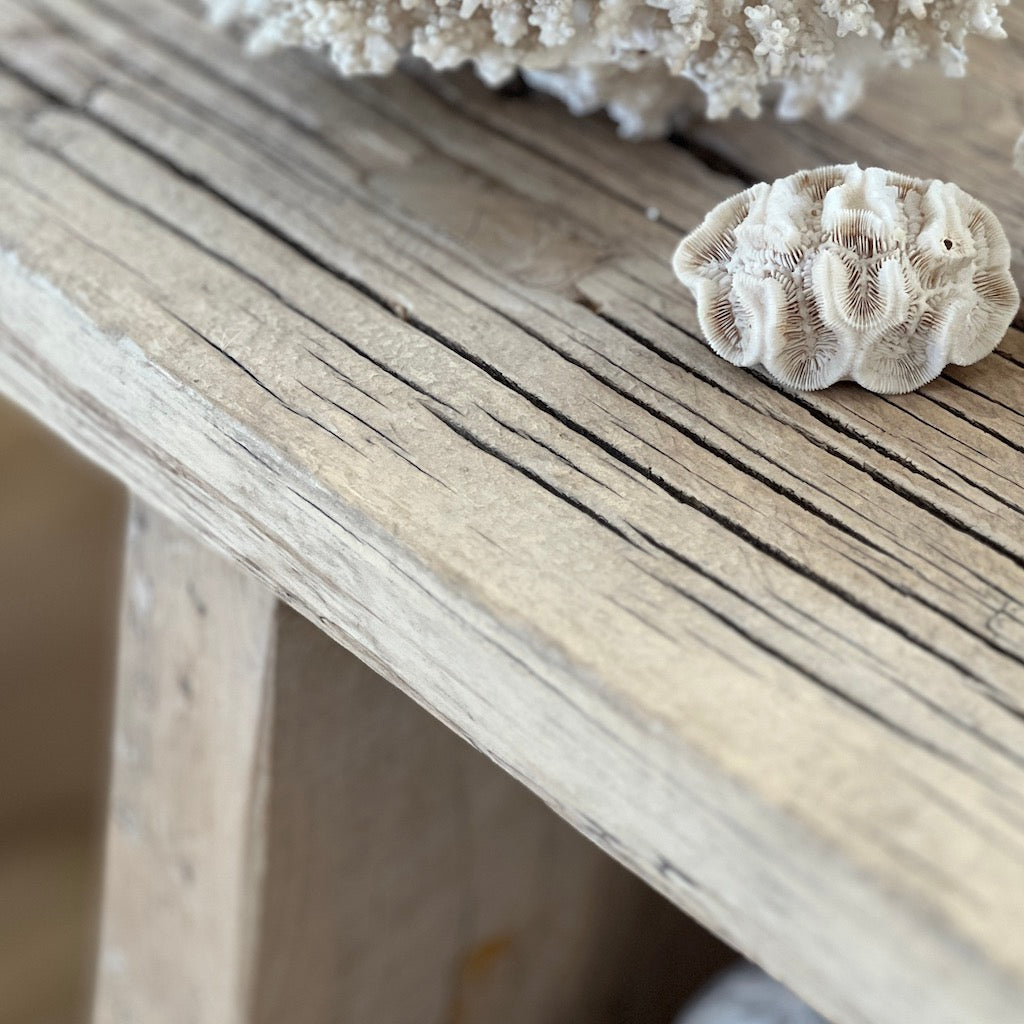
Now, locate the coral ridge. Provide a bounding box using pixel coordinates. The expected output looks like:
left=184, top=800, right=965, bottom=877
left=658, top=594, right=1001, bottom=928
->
left=672, top=163, right=1019, bottom=393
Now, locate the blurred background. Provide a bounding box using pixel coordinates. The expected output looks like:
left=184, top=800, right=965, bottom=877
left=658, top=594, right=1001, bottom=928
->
left=0, top=394, right=124, bottom=1024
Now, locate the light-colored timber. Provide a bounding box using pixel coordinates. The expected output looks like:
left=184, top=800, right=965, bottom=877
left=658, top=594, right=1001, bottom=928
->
left=96, top=501, right=705, bottom=1024
left=1, top=3, right=1023, bottom=1023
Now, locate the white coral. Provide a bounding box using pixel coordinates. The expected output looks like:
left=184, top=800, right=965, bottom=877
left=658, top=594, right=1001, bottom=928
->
left=207, top=0, right=1010, bottom=136
left=672, top=164, right=1019, bottom=393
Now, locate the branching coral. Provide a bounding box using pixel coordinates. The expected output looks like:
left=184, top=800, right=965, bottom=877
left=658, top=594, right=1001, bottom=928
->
left=208, top=0, right=1011, bottom=137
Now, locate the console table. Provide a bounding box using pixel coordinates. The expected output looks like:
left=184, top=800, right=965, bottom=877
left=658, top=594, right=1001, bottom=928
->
left=2, top=2, right=1022, bottom=1022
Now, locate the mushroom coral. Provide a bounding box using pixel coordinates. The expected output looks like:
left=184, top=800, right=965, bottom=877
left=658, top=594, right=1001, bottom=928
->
left=208, top=0, right=1011, bottom=137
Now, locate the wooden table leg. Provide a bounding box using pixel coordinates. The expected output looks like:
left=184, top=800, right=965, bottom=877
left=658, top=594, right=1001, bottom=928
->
left=93, top=500, right=279, bottom=1024
left=93, top=500, right=715, bottom=1024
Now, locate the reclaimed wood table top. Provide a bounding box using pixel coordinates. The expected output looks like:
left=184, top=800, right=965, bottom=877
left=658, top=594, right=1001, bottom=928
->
left=1, top=2, right=1022, bottom=1022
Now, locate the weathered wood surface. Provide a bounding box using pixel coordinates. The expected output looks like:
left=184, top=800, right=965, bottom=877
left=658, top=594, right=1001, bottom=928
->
left=96, top=501, right=279, bottom=1024
left=1, top=2, right=1022, bottom=1022
left=97, top=501, right=709, bottom=1024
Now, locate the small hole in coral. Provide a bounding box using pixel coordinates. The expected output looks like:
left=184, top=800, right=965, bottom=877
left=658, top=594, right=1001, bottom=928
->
left=943, top=239, right=954, bottom=250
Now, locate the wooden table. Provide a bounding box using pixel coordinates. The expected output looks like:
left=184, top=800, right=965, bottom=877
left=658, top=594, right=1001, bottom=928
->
left=2, top=2, right=1023, bottom=1022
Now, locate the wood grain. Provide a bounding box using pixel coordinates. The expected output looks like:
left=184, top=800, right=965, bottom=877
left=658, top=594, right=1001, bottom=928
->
left=256, top=547, right=721, bottom=1024
left=1, top=3, right=1022, bottom=1023
left=95, top=500, right=279, bottom=1024
left=96, top=501, right=715, bottom=1024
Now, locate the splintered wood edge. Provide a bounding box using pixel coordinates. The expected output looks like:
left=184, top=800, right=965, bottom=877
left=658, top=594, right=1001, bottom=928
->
left=7, top=252, right=1020, bottom=1024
